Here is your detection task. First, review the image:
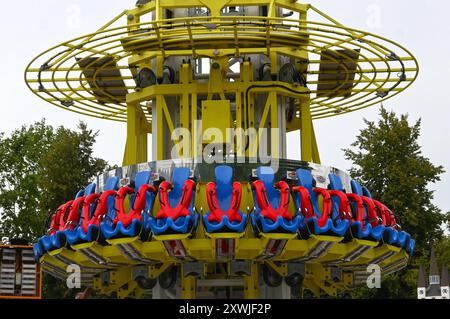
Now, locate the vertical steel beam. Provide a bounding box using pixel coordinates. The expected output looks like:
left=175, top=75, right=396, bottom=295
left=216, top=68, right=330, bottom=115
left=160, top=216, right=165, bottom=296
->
left=123, top=102, right=149, bottom=166
left=181, top=274, right=197, bottom=299
left=154, top=96, right=165, bottom=161
left=269, top=91, right=280, bottom=159
left=300, top=100, right=313, bottom=162
left=244, top=262, right=259, bottom=299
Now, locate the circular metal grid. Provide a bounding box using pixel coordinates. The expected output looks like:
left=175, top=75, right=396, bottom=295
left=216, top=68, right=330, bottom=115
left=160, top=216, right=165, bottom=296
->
left=25, top=15, right=418, bottom=122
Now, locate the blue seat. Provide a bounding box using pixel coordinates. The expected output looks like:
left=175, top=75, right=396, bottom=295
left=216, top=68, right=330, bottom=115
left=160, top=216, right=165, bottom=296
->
left=328, top=174, right=372, bottom=240
left=406, top=238, right=415, bottom=256
left=101, top=172, right=156, bottom=240
left=203, top=166, right=247, bottom=233
left=66, top=177, right=119, bottom=245
left=293, top=169, right=349, bottom=238
left=37, top=186, right=95, bottom=254
left=33, top=243, right=44, bottom=262
left=351, top=180, right=385, bottom=242
left=149, top=168, right=198, bottom=235
left=369, top=190, right=413, bottom=252
left=353, top=180, right=413, bottom=253
left=251, top=167, right=300, bottom=234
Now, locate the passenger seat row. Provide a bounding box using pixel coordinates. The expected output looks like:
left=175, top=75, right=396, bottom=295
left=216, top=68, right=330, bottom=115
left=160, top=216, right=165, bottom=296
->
left=34, top=166, right=414, bottom=261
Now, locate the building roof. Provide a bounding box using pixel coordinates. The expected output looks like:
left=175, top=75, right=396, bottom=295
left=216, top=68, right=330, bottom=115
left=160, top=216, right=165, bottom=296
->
left=442, top=265, right=449, bottom=287
left=418, top=265, right=428, bottom=288
left=429, top=248, right=440, bottom=276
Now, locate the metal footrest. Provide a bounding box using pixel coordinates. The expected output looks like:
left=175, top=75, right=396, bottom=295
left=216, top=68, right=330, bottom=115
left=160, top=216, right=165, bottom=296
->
left=328, top=245, right=373, bottom=265
left=297, top=241, right=336, bottom=262
left=79, top=248, right=124, bottom=267
left=258, top=239, right=288, bottom=260
left=369, top=250, right=397, bottom=265
left=116, top=243, right=154, bottom=264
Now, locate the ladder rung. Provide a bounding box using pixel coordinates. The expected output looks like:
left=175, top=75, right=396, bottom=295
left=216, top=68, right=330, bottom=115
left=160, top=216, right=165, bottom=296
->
left=21, top=279, right=36, bottom=283
left=22, top=257, right=36, bottom=261
left=0, top=269, right=16, bottom=273
left=0, top=290, right=15, bottom=294
left=22, top=272, right=37, bottom=276
left=0, top=287, right=15, bottom=290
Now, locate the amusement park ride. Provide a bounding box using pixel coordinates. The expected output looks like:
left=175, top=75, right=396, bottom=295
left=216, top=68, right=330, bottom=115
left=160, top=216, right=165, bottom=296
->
left=22, top=0, right=419, bottom=299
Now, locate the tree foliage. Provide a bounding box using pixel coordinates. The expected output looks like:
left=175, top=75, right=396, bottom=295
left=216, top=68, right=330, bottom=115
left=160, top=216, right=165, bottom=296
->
left=0, top=120, right=108, bottom=241
left=344, top=107, right=446, bottom=298
left=0, top=120, right=109, bottom=298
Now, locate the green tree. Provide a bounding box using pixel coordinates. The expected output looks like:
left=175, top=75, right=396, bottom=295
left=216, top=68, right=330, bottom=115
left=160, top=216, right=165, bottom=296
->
left=344, top=107, right=446, bottom=298
left=0, top=120, right=54, bottom=239
left=0, top=120, right=109, bottom=298
left=38, top=122, right=108, bottom=216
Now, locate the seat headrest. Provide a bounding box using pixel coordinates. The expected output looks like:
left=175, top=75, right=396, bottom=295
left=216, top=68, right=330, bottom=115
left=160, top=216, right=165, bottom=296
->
left=328, top=174, right=344, bottom=191
left=296, top=168, right=314, bottom=190
left=135, top=171, right=151, bottom=189
left=75, top=189, right=85, bottom=199
left=104, top=177, right=119, bottom=191
left=351, top=180, right=363, bottom=196
left=362, top=186, right=372, bottom=198
left=172, top=168, right=191, bottom=189
left=84, top=183, right=97, bottom=196
left=215, top=165, right=233, bottom=187
left=256, top=166, right=275, bottom=186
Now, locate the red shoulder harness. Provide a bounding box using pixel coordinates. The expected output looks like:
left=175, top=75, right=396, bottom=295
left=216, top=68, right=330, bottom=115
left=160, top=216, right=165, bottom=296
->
left=156, top=179, right=196, bottom=221
left=361, top=196, right=380, bottom=227
left=206, top=181, right=242, bottom=223
left=64, top=197, right=85, bottom=231
left=293, top=187, right=332, bottom=227
left=81, top=190, right=117, bottom=233
left=328, top=190, right=353, bottom=221
left=48, top=201, right=73, bottom=235
left=116, top=184, right=156, bottom=228
left=253, top=180, right=292, bottom=222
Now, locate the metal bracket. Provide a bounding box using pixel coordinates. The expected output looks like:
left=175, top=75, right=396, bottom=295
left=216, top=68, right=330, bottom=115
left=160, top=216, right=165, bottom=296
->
left=330, top=267, right=342, bottom=282
left=230, top=261, right=252, bottom=276
left=100, top=271, right=110, bottom=287
left=183, top=262, right=203, bottom=278
left=265, top=261, right=288, bottom=277
left=132, top=265, right=149, bottom=281
left=288, top=262, right=305, bottom=277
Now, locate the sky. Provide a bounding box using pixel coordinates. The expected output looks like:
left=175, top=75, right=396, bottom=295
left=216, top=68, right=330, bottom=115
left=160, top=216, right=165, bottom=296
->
left=1, top=0, right=449, bottom=215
